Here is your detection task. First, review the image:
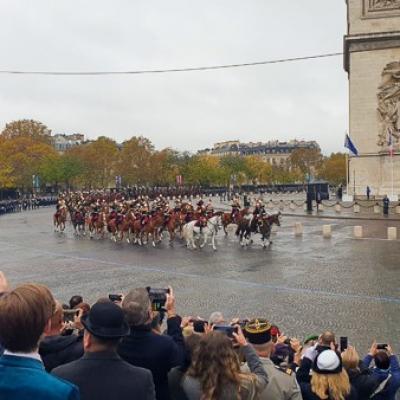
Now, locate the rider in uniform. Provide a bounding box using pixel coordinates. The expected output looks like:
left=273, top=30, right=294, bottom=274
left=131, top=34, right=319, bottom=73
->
left=206, top=199, right=214, bottom=218
left=230, top=195, right=241, bottom=221
left=195, top=199, right=207, bottom=232
left=140, top=202, right=150, bottom=226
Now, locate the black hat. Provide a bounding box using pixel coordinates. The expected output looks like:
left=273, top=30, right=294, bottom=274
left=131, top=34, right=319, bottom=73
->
left=82, top=302, right=130, bottom=339
left=244, top=318, right=272, bottom=344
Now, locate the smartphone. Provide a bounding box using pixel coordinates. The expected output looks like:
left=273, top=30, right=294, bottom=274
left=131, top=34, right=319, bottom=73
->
left=213, top=325, right=238, bottom=338
left=109, top=294, right=123, bottom=302
left=146, top=287, right=170, bottom=311
left=376, top=343, right=388, bottom=350
left=192, top=319, right=208, bottom=333
left=63, top=309, right=78, bottom=323
left=340, top=336, right=348, bottom=352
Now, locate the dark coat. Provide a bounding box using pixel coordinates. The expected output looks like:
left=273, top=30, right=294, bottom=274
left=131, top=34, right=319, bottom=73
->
left=118, top=316, right=184, bottom=400
left=52, top=350, right=155, bottom=400
left=39, top=334, right=84, bottom=372
left=362, top=354, right=400, bottom=400
left=347, top=367, right=379, bottom=399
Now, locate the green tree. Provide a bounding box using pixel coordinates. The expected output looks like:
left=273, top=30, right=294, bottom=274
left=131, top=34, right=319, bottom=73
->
left=289, top=148, right=323, bottom=182
left=69, top=137, right=118, bottom=188
left=318, top=153, right=346, bottom=185
left=244, top=155, right=272, bottom=184
left=117, top=136, right=154, bottom=186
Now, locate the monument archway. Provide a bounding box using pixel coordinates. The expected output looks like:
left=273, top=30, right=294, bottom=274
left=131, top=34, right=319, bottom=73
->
left=344, top=0, right=400, bottom=198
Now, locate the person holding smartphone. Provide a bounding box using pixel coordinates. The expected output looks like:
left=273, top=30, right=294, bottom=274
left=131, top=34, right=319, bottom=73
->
left=182, top=326, right=268, bottom=400
left=361, top=341, right=400, bottom=400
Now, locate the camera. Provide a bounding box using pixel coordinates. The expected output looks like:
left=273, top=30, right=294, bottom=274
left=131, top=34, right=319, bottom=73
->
left=63, top=309, right=78, bottom=323
left=377, top=343, right=388, bottom=350
left=109, top=294, right=123, bottom=303
left=213, top=325, right=238, bottom=338
left=146, top=287, right=170, bottom=311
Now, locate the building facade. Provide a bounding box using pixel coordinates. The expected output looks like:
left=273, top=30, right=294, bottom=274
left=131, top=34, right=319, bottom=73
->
left=344, top=0, right=400, bottom=197
left=51, top=133, right=84, bottom=152
left=198, top=139, right=320, bottom=167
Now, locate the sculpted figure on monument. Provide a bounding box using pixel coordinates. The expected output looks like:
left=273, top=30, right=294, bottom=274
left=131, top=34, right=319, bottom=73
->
left=377, top=61, right=400, bottom=146
left=370, top=0, right=400, bottom=10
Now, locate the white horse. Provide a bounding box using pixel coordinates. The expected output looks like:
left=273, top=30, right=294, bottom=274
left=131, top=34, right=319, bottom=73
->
left=183, top=215, right=222, bottom=251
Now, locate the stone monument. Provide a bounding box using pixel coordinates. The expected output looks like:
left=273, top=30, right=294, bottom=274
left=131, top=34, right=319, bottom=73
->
left=344, top=0, right=400, bottom=197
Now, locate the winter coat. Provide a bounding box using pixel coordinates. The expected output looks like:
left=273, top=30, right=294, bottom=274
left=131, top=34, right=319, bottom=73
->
left=39, top=334, right=83, bottom=372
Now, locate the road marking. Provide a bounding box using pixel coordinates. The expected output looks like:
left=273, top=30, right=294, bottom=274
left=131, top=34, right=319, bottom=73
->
left=0, top=239, right=399, bottom=306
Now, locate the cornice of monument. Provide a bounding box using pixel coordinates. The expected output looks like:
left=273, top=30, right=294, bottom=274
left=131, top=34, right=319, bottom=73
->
left=344, top=31, right=400, bottom=72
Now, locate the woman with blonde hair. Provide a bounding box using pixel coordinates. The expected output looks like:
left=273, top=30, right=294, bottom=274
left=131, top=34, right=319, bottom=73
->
left=182, top=327, right=268, bottom=400
left=341, top=346, right=378, bottom=398
left=297, top=347, right=357, bottom=400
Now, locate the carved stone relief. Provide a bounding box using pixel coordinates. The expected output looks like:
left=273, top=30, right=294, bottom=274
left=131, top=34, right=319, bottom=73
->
left=377, top=61, right=400, bottom=146
left=369, top=0, right=400, bottom=10
left=364, top=0, right=400, bottom=17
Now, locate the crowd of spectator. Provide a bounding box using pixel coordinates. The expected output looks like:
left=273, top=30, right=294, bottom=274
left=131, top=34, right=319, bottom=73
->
left=0, top=271, right=399, bottom=400
left=0, top=197, right=57, bottom=216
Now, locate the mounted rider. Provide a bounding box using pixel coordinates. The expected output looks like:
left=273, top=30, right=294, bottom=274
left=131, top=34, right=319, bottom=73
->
left=206, top=199, right=214, bottom=217
left=140, top=202, right=150, bottom=226
left=55, top=195, right=67, bottom=217
left=195, top=199, right=208, bottom=232
left=253, top=199, right=265, bottom=217
left=230, top=195, right=241, bottom=221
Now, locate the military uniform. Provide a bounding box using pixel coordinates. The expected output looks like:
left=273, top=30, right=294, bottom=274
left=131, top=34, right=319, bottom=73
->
left=242, top=318, right=302, bottom=400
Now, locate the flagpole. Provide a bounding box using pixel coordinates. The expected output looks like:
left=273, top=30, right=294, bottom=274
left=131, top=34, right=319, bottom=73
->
left=345, top=152, right=349, bottom=196
left=392, top=148, right=394, bottom=198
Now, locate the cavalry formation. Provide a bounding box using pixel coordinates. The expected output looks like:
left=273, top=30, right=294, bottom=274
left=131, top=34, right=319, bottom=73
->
left=53, top=192, right=281, bottom=250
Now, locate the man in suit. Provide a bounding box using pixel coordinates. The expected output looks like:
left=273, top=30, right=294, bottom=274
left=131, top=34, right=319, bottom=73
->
left=53, top=301, right=156, bottom=400
left=118, top=287, right=185, bottom=400
left=0, top=279, right=79, bottom=400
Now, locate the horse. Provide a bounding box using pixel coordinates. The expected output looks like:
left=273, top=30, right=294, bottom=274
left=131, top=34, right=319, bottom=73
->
left=120, top=210, right=136, bottom=243
left=160, top=211, right=181, bottom=244
left=53, top=208, right=67, bottom=233
left=107, top=213, right=125, bottom=242
left=221, top=208, right=249, bottom=235
left=258, top=212, right=281, bottom=248
left=70, top=209, right=86, bottom=236
left=183, top=215, right=222, bottom=251
left=140, top=212, right=165, bottom=247
left=235, top=214, right=257, bottom=247
left=88, top=212, right=106, bottom=239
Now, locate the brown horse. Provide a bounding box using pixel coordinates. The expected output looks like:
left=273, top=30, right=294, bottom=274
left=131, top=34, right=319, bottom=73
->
left=107, top=213, right=125, bottom=242
left=258, top=212, right=281, bottom=248
left=221, top=208, right=249, bottom=235
left=53, top=208, right=67, bottom=232
left=140, top=212, right=164, bottom=247
left=120, top=210, right=136, bottom=243
left=161, top=211, right=183, bottom=244
left=88, top=212, right=106, bottom=239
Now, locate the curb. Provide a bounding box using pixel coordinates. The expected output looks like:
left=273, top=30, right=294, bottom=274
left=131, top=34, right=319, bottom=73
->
left=281, top=213, right=400, bottom=222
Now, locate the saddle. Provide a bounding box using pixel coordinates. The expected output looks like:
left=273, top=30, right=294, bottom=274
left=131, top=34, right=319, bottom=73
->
left=195, top=217, right=207, bottom=228
left=116, top=214, right=124, bottom=225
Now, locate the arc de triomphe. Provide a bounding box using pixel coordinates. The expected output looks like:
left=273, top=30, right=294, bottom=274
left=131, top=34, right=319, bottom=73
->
left=344, top=0, right=400, bottom=197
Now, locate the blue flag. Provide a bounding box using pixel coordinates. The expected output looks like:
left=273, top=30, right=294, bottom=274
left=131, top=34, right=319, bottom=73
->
left=344, top=134, right=358, bottom=156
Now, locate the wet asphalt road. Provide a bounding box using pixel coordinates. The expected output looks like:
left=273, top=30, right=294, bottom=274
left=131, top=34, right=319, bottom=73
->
left=0, top=207, right=399, bottom=353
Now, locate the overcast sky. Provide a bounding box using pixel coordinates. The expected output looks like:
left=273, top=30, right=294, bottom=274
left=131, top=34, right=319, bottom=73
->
left=0, top=1, right=348, bottom=155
